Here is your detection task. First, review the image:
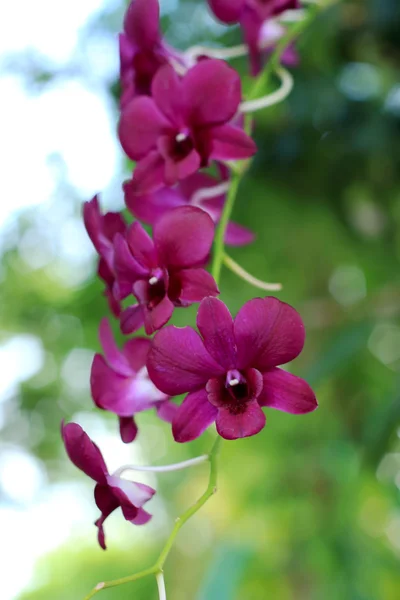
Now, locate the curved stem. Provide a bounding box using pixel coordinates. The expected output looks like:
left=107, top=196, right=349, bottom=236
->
left=113, top=455, right=209, bottom=477
left=223, top=254, right=282, bottom=292
left=191, top=181, right=230, bottom=207
left=82, top=437, right=222, bottom=600
left=240, top=67, right=293, bottom=114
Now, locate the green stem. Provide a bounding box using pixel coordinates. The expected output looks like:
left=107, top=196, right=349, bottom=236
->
left=211, top=173, right=241, bottom=284
left=83, top=437, right=222, bottom=599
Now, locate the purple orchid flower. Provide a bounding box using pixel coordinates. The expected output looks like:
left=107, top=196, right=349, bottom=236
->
left=91, top=318, right=176, bottom=443
left=113, top=206, right=219, bottom=335
left=119, top=0, right=185, bottom=108
left=147, top=296, right=317, bottom=442
left=83, top=196, right=127, bottom=317
left=62, top=422, right=155, bottom=549
left=207, top=0, right=300, bottom=75
left=118, top=59, right=256, bottom=195
left=124, top=172, right=255, bottom=247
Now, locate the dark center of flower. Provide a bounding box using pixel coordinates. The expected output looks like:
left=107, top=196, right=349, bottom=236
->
left=171, top=132, right=194, bottom=161
left=225, top=370, right=249, bottom=403
left=147, top=273, right=166, bottom=309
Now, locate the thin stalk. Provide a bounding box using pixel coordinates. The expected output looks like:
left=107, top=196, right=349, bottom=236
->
left=211, top=174, right=241, bottom=284
left=113, top=455, right=209, bottom=477
left=223, top=254, right=282, bottom=292
left=82, top=437, right=222, bottom=599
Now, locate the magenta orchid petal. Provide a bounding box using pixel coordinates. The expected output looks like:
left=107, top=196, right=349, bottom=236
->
left=113, top=233, right=149, bottom=295
left=118, top=97, right=170, bottom=160
left=124, top=0, right=160, bottom=51
left=154, top=206, right=215, bottom=269
left=225, top=222, right=255, bottom=246
left=241, top=6, right=263, bottom=76
left=99, top=318, right=133, bottom=377
left=183, top=59, right=242, bottom=126
left=143, top=294, right=175, bottom=334
left=124, top=182, right=185, bottom=224
left=177, top=269, right=219, bottom=304
left=156, top=399, right=178, bottom=423
left=147, top=326, right=224, bottom=395
left=122, top=337, right=152, bottom=372
left=61, top=422, right=107, bottom=485
left=127, top=221, right=158, bottom=270
left=258, top=368, right=318, bottom=414
left=210, top=124, right=257, bottom=161
left=91, top=355, right=155, bottom=416
left=131, top=150, right=166, bottom=195
left=172, top=389, right=218, bottom=443
left=94, top=484, right=120, bottom=550
left=234, top=297, right=306, bottom=371
left=196, top=297, right=236, bottom=369
left=163, top=147, right=201, bottom=187
left=216, top=399, right=266, bottom=440
left=120, top=304, right=145, bottom=334
left=207, top=0, right=245, bottom=22
left=119, top=416, right=139, bottom=443
left=127, top=508, right=153, bottom=525
left=152, top=64, right=184, bottom=126
left=107, top=475, right=155, bottom=508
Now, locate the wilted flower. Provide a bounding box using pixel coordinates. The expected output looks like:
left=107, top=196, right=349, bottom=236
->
left=147, top=296, right=317, bottom=441
left=114, top=206, right=219, bottom=335
left=62, top=422, right=155, bottom=549
left=124, top=172, right=255, bottom=247
left=118, top=59, right=256, bottom=195
left=91, top=318, right=176, bottom=443
left=83, top=196, right=127, bottom=317
left=207, top=0, right=300, bottom=75
left=120, top=0, right=185, bottom=107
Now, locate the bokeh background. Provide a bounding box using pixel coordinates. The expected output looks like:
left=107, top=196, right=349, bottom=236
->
left=1, top=0, right=400, bottom=598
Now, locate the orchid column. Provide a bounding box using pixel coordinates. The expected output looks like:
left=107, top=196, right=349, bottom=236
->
left=60, top=1, right=338, bottom=598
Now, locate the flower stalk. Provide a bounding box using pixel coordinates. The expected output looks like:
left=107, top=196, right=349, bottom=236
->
left=82, top=437, right=222, bottom=600
left=223, top=253, right=282, bottom=292
left=113, top=454, right=209, bottom=477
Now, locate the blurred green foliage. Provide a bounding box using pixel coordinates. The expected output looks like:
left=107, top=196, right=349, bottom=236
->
left=1, top=0, right=400, bottom=598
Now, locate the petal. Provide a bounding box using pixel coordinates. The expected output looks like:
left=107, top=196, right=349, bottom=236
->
left=120, top=304, right=145, bottom=335
left=99, top=318, right=133, bottom=377
left=154, top=206, right=215, bottom=269
left=152, top=64, right=184, bottom=125
left=258, top=368, right=318, bottom=414
left=174, top=268, right=219, bottom=304
left=123, top=337, right=152, bottom=372
left=184, top=59, right=242, bottom=126
left=241, top=7, right=263, bottom=76
left=163, top=148, right=201, bottom=187
left=143, top=295, right=174, bottom=334
left=172, top=389, right=218, bottom=443
left=147, top=325, right=224, bottom=395
left=119, top=416, right=139, bottom=443
left=127, top=221, right=158, bottom=269
left=61, top=422, right=107, bottom=484
left=225, top=222, right=255, bottom=246
left=113, top=233, right=148, bottom=296
left=107, top=475, right=155, bottom=508
left=91, top=354, right=154, bottom=416
left=83, top=196, right=108, bottom=256
left=156, top=399, right=178, bottom=423
left=196, top=297, right=236, bottom=369
left=207, top=0, right=244, bottom=23
left=210, top=124, right=257, bottom=161
left=124, top=0, right=160, bottom=50
left=216, top=400, right=266, bottom=440
left=118, top=97, right=170, bottom=160
left=131, top=150, right=166, bottom=195
left=126, top=507, right=152, bottom=525
left=94, top=484, right=120, bottom=550
left=234, top=297, right=306, bottom=371
left=124, top=182, right=186, bottom=225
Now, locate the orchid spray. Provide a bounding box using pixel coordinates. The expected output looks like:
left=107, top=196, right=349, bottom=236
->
left=63, top=1, right=338, bottom=597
